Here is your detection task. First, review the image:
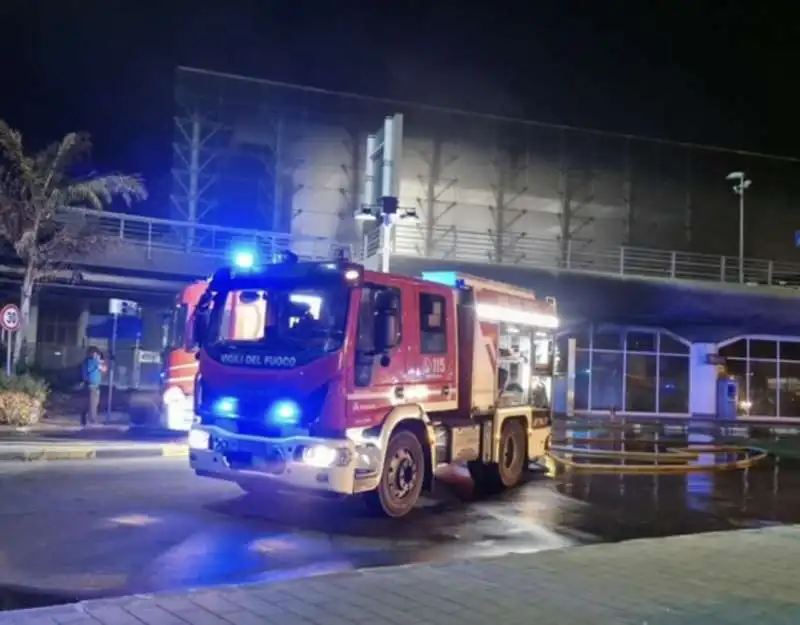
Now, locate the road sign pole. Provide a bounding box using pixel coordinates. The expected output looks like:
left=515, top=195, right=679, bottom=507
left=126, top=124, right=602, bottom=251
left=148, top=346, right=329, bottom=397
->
left=0, top=304, right=21, bottom=375
left=107, top=313, right=118, bottom=420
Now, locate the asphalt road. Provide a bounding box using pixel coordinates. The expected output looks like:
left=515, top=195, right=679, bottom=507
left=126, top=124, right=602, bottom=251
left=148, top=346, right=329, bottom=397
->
left=1, top=453, right=798, bottom=607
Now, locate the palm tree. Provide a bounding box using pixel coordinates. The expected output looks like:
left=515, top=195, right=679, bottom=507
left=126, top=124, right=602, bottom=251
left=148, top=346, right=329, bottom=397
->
left=0, top=121, right=147, bottom=364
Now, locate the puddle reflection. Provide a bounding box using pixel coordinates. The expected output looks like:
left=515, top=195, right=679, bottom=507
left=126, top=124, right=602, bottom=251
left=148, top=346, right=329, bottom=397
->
left=545, top=420, right=800, bottom=539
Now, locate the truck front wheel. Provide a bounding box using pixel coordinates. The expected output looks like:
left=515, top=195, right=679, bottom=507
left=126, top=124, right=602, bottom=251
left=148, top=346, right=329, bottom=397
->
left=236, top=478, right=279, bottom=496
left=364, top=429, right=425, bottom=518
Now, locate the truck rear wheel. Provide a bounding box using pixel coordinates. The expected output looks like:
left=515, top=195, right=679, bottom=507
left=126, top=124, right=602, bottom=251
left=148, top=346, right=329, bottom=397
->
left=364, top=429, right=425, bottom=518
left=469, top=418, right=527, bottom=494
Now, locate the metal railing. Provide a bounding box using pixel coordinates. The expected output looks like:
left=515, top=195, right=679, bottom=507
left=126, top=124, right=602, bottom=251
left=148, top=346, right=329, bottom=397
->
left=58, top=208, right=351, bottom=262
left=56, top=207, right=800, bottom=290
left=364, top=225, right=800, bottom=289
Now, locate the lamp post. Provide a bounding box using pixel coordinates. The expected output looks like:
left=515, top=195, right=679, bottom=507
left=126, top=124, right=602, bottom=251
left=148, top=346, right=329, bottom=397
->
left=726, top=171, right=752, bottom=283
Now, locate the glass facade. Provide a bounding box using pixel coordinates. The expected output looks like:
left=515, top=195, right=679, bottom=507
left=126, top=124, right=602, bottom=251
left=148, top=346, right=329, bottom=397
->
left=720, top=338, right=800, bottom=418
left=557, top=325, right=691, bottom=414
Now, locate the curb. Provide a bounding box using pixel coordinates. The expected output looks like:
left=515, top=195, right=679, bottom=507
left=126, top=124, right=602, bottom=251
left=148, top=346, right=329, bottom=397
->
left=0, top=443, right=189, bottom=463
left=0, top=425, right=130, bottom=434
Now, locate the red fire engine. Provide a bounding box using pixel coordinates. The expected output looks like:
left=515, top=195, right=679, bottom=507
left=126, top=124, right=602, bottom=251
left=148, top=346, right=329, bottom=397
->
left=161, top=279, right=267, bottom=430
left=187, top=254, right=558, bottom=517
left=160, top=281, right=207, bottom=431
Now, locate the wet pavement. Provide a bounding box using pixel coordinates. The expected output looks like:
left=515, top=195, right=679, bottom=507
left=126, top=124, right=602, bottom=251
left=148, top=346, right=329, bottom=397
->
left=2, top=420, right=800, bottom=609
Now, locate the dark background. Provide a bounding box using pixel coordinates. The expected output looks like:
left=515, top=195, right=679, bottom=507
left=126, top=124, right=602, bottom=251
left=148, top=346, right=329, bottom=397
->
left=1, top=0, right=798, bottom=216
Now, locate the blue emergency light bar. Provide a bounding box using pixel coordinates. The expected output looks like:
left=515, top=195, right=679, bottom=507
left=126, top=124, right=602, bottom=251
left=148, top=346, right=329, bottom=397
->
left=421, top=271, right=467, bottom=289
left=210, top=260, right=364, bottom=291
left=233, top=249, right=256, bottom=269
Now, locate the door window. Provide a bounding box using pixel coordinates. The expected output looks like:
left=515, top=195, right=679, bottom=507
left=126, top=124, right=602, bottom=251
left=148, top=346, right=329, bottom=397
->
left=419, top=293, right=446, bottom=354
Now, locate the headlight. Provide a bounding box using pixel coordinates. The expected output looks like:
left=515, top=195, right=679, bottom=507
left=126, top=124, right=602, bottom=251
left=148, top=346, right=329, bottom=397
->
left=301, top=445, right=351, bottom=468
left=188, top=428, right=210, bottom=450
left=302, top=445, right=338, bottom=468
left=163, top=386, right=185, bottom=405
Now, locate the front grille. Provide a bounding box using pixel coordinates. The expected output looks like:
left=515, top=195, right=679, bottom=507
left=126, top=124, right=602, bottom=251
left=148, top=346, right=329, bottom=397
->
left=199, top=381, right=329, bottom=435
left=233, top=414, right=284, bottom=438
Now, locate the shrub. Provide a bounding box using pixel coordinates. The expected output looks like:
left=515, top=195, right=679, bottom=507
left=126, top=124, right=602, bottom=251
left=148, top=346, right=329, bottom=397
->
left=0, top=373, right=49, bottom=426
left=16, top=364, right=80, bottom=392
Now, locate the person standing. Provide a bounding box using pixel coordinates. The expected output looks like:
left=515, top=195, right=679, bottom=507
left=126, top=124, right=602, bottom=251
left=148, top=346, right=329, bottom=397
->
left=81, top=347, right=106, bottom=426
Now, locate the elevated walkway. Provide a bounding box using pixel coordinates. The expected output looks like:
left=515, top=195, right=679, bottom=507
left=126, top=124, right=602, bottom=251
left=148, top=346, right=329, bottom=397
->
left=367, top=227, right=800, bottom=341
left=7, top=208, right=798, bottom=337
left=52, top=207, right=350, bottom=281
left=47, top=208, right=800, bottom=292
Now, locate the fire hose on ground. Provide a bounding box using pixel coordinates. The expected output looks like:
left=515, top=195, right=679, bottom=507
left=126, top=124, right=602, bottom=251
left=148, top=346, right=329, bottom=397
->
left=544, top=439, right=769, bottom=474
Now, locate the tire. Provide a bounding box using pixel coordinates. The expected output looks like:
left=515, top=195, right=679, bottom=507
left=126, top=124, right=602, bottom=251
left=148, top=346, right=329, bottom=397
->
left=469, top=419, right=527, bottom=494
left=364, top=429, right=425, bottom=518
left=236, top=478, right=278, bottom=496
left=467, top=459, right=495, bottom=494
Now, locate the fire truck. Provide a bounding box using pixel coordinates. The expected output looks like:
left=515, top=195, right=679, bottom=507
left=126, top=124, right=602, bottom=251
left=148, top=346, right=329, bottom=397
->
left=187, top=254, right=558, bottom=517
left=161, top=278, right=265, bottom=430
left=161, top=281, right=207, bottom=431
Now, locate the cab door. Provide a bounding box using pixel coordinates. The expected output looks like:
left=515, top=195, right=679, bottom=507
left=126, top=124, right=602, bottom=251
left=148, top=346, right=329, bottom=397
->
left=408, top=284, right=458, bottom=413
left=346, top=275, right=410, bottom=427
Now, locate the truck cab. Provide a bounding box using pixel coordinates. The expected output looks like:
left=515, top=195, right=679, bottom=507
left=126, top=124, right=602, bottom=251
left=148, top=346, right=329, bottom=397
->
left=160, top=280, right=206, bottom=431
left=188, top=255, right=558, bottom=517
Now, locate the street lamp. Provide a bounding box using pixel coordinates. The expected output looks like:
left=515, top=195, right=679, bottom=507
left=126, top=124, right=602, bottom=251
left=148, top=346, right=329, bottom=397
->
left=726, top=171, right=752, bottom=283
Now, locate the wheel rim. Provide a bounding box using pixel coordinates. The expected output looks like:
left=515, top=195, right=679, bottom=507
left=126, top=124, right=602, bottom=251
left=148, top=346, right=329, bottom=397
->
left=387, top=447, right=418, bottom=500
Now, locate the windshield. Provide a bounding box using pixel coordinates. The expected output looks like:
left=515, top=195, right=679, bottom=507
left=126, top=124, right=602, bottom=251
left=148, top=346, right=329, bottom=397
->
left=206, top=286, right=349, bottom=352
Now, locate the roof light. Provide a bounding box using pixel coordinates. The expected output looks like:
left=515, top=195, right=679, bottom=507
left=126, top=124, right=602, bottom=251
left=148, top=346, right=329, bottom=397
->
left=273, top=250, right=299, bottom=264
left=344, top=269, right=360, bottom=281
left=233, top=249, right=256, bottom=270
left=421, top=271, right=460, bottom=287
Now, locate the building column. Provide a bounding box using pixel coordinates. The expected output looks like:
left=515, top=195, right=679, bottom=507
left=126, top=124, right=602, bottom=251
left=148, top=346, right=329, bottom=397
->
left=690, top=343, right=718, bottom=418
left=22, top=301, right=39, bottom=363
left=76, top=304, right=90, bottom=347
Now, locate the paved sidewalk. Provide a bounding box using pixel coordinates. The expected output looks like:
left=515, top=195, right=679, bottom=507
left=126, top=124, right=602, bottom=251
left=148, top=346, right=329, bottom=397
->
left=4, top=526, right=799, bottom=624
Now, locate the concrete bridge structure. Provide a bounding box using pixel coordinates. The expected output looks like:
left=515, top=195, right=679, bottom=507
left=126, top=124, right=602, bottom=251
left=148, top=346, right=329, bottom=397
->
left=18, top=205, right=798, bottom=334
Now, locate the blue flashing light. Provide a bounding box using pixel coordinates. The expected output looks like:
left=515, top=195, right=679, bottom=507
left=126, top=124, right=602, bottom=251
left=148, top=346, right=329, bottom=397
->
left=213, top=396, right=238, bottom=417
left=233, top=249, right=256, bottom=270
left=268, top=399, right=301, bottom=425
left=421, top=271, right=465, bottom=289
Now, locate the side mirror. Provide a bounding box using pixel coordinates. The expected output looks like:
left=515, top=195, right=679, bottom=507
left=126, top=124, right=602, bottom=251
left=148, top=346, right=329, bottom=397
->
left=375, top=310, right=399, bottom=352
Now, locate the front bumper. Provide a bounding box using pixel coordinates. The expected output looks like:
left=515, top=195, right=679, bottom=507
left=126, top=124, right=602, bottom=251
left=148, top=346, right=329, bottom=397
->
left=188, top=425, right=360, bottom=495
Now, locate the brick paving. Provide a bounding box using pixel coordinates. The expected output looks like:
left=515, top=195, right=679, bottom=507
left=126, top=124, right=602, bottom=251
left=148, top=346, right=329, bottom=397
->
left=3, top=526, right=800, bottom=624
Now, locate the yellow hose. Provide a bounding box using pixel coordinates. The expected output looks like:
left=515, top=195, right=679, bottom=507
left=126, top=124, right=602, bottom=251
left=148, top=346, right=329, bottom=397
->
left=546, top=443, right=768, bottom=474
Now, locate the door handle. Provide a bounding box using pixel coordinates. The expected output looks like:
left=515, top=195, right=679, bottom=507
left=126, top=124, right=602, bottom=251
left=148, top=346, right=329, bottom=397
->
left=394, top=386, right=405, bottom=399
left=442, top=386, right=450, bottom=396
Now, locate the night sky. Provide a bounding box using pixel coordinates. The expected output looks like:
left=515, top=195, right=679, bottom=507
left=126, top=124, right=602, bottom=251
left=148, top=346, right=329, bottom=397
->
left=2, top=0, right=798, bottom=214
